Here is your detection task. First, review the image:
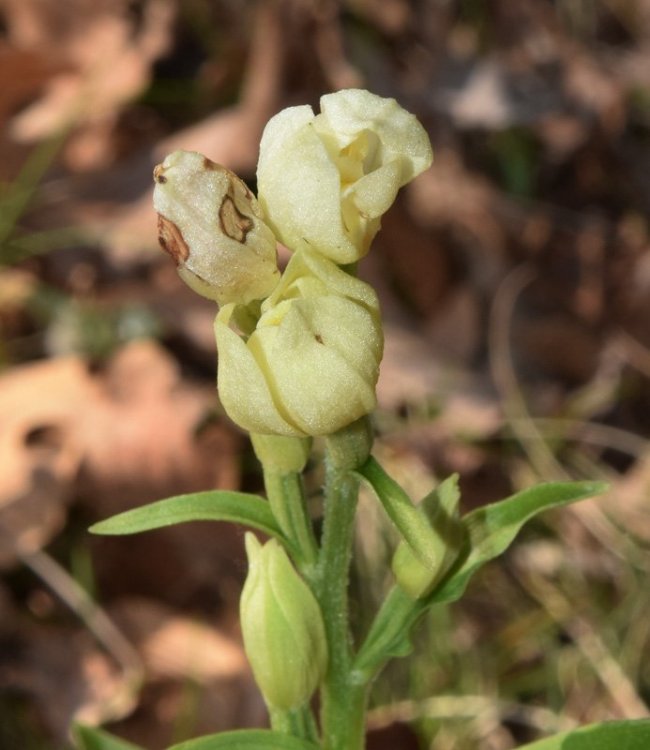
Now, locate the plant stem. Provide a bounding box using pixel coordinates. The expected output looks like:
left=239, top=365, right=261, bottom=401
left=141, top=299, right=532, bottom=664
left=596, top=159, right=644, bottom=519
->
left=263, top=469, right=319, bottom=575
left=269, top=705, right=320, bottom=744
left=317, top=458, right=368, bottom=750
left=353, top=585, right=425, bottom=681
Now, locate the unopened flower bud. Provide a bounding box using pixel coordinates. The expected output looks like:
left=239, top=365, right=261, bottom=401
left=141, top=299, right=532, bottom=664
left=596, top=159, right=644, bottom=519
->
left=240, top=534, right=327, bottom=710
left=153, top=150, right=280, bottom=305
left=257, top=89, right=433, bottom=264
left=215, top=249, right=383, bottom=436
left=392, top=475, right=464, bottom=599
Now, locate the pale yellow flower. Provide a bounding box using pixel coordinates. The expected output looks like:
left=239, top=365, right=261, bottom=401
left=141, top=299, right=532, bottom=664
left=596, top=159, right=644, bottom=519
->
left=215, top=249, right=383, bottom=436
left=257, top=89, right=433, bottom=264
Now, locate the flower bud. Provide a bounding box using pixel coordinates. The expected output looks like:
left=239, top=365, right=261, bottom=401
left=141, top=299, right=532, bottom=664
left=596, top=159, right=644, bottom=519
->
left=240, top=534, right=327, bottom=710
left=215, top=249, right=383, bottom=436
left=392, top=475, right=465, bottom=599
left=257, top=89, right=433, bottom=264
left=153, top=150, right=280, bottom=305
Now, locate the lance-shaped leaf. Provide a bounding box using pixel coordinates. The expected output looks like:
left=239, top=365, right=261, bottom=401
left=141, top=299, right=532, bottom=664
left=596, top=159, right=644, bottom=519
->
left=429, top=480, right=609, bottom=606
left=73, top=724, right=145, bottom=750
left=90, top=491, right=290, bottom=551
left=167, top=729, right=320, bottom=750
left=516, top=719, right=650, bottom=749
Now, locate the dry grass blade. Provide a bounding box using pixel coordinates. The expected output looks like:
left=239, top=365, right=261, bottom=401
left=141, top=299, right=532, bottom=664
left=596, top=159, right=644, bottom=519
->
left=10, top=541, right=143, bottom=725
left=515, top=569, right=649, bottom=721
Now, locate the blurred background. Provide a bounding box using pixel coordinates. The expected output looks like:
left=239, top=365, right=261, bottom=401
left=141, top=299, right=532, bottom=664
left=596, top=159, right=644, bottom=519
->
left=1, top=0, right=650, bottom=748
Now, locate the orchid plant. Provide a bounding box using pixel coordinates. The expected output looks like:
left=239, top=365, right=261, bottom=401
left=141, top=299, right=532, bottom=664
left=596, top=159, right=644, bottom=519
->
left=75, top=90, right=649, bottom=750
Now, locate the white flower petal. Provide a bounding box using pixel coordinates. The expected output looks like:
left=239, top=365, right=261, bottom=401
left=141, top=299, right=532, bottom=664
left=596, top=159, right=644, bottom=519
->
left=257, top=90, right=433, bottom=263
left=215, top=305, right=301, bottom=436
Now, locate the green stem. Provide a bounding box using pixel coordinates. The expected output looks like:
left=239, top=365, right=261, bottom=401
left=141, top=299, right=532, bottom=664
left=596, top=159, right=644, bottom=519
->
left=263, top=469, right=319, bottom=575
left=317, top=458, right=367, bottom=750
left=269, top=705, right=319, bottom=744
left=268, top=707, right=292, bottom=735
left=353, top=585, right=425, bottom=681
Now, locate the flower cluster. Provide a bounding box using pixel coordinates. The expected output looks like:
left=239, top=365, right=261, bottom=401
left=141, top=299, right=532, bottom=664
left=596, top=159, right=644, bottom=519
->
left=149, top=89, right=434, bottom=719
left=153, top=89, right=432, bottom=437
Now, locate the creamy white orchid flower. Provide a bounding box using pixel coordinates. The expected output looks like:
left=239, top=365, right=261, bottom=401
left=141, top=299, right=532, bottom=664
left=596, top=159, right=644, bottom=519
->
left=257, top=89, right=433, bottom=264
left=153, top=150, right=280, bottom=305
left=215, top=249, right=383, bottom=436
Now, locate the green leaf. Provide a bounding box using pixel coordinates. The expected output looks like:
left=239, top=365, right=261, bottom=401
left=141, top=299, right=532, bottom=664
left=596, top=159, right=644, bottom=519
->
left=167, top=729, right=320, bottom=750
left=89, top=491, right=284, bottom=542
left=354, top=479, right=608, bottom=678
left=73, top=724, right=145, bottom=750
left=516, top=719, right=650, bottom=749
left=429, top=480, right=608, bottom=606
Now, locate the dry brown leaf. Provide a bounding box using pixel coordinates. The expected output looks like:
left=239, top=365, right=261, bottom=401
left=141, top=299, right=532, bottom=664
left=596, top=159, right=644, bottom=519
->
left=5, top=0, right=176, bottom=167
left=351, top=0, right=412, bottom=35
left=603, top=455, right=650, bottom=544
left=0, top=43, right=58, bottom=168
left=377, top=320, right=444, bottom=411
left=562, top=47, right=625, bottom=135
left=408, top=152, right=508, bottom=284
left=437, top=60, right=516, bottom=130
left=78, top=339, right=241, bottom=516
left=110, top=597, right=246, bottom=683
left=3, top=623, right=134, bottom=739
left=93, top=598, right=264, bottom=745
left=0, top=340, right=241, bottom=568
left=0, top=357, right=91, bottom=567
left=512, top=313, right=602, bottom=385
left=72, top=0, right=285, bottom=265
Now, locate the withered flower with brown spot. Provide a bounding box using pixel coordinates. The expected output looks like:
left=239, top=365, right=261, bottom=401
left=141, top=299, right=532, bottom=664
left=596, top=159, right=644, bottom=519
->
left=153, top=150, right=280, bottom=306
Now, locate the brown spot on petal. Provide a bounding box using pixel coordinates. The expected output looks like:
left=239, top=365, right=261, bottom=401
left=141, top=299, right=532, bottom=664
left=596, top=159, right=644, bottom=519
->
left=314, top=334, right=324, bottom=344
left=153, top=164, right=167, bottom=184
left=157, top=215, right=189, bottom=265
left=219, top=195, right=254, bottom=243
left=226, top=170, right=255, bottom=206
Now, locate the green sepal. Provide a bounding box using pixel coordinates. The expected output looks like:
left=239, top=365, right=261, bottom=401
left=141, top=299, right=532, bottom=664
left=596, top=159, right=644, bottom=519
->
left=515, top=719, right=650, bottom=749
left=356, top=456, right=451, bottom=569
left=73, top=724, right=145, bottom=750
left=166, top=729, right=320, bottom=750
left=89, top=491, right=293, bottom=552
left=391, top=474, right=464, bottom=599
